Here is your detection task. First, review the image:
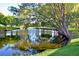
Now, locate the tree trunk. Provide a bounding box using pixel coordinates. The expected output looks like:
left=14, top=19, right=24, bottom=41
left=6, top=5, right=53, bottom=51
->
left=11, top=25, right=13, bottom=36
left=4, top=25, right=7, bottom=37
left=61, top=3, right=70, bottom=38
left=58, top=4, right=70, bottom=46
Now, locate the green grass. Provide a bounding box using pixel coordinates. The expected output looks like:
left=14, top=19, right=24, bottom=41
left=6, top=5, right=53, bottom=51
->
left=70, top=31, right=79, bottom=39
left=34, top=38, right=79, bottom=56
left=68, top=28, right=79, bottom=31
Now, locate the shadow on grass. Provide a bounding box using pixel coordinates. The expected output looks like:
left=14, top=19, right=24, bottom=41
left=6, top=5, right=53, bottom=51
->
left=48, top=41, right=79, bottom=56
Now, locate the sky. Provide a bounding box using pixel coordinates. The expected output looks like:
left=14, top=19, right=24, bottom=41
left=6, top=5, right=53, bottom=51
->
left=0, top=3, right=19, bottom=16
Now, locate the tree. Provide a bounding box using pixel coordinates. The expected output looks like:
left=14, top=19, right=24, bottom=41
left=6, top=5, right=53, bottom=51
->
left=8, top=3, right=39, bottom=29
left=69, top=4, right=79, bottom=28
left=0, top=13, right=8, bottom=37
left=6, top=16, right=16, bottom=36
left=33, top=3, right=78, bottom=46
left=8, top=3, right=79, bottom=45
left=8, top=3, right=32, bottom=28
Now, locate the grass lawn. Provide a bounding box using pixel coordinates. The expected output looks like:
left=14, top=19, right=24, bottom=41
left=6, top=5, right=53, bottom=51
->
left=34, top=38, right=79, bottom=56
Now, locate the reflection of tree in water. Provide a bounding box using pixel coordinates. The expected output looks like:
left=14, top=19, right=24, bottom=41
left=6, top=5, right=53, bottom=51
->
left=15, top=27, right=69, bottom=50
left=0, top=44, right=3, bottom=48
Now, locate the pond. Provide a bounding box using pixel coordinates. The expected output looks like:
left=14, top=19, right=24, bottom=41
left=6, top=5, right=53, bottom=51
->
left=0, top=28, right=57, bottom=56
left=0, top=37, right=40, bottom=56
left=0, top=44, right=39, bottom=56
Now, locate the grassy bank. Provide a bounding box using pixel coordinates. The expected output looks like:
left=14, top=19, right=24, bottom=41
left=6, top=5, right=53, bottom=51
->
left=34, top=38, right=79, bottom=56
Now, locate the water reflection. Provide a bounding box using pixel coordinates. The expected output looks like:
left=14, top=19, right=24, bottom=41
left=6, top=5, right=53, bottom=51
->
left=0, top=28, right=41, bottom=56
left=0, top=44, right=38, bottom=56
left=0, top=28, right=56, bottom=56
left=28, top=28, right=39, bottom=43
left=6, top=30, right=19, bottom=36
left=0, top=44, right=21, bottom=56
left=0, top=28, right=55, bottom=42
left=27, top=28, right=56, bottom=43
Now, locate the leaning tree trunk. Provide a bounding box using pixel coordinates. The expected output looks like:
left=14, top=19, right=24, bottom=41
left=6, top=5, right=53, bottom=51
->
left=58, top=3, right=70, bottom=46
left=61, top=3, right=70, bottom=38
left=4, top=25, right=7, bottom=37
left=11, top=25, right=13, bottom=36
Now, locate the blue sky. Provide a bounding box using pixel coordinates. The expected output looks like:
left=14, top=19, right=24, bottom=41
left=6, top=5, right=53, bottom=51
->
left=0, top=3, right=19, bottom=16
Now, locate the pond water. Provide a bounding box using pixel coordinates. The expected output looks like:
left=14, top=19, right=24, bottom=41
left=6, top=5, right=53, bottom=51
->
left=4, top=28, right=55, bottom=43
left=0, top=28, right=56, bottom=56
left=0, top=44, right=38, bottom=56
left=27, top=28, right=56, bottom=43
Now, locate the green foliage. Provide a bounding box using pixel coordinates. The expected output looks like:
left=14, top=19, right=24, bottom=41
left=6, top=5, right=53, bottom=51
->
left=0, top=13, right=6, bottom=25
left=8, top=4, right=32, bottom=27
left=7, top=3, right=79, bottom=29
left=35, top=4, right=76, bottom=28
left=0, top=12, right=18, bottom=30
left=6, top=16, right=16, bottom=25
